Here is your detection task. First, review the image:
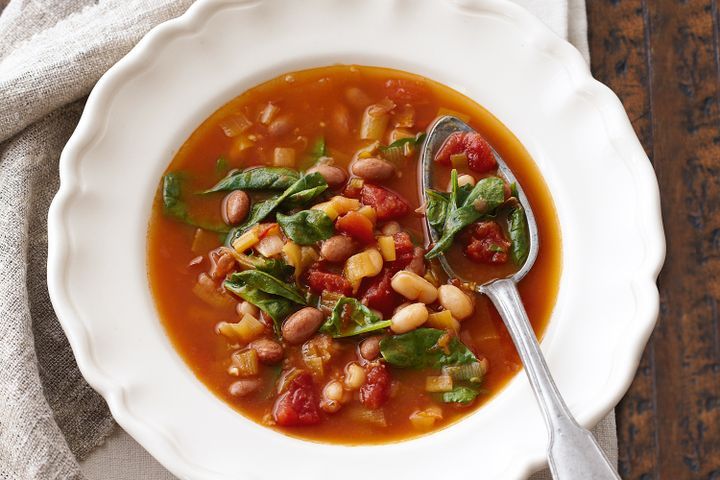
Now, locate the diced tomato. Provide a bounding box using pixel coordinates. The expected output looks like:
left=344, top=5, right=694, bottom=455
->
left=434, top=131, right=497, bottom=173
left=463, top=221, right=510, bottom=264
left=335, top=211, right=375, bottom=244
left=360, top=184, right=410, bottom=221
left=359, top=363, right=391, bottom=409
left=273, top=372, right=321, bottom=426
left=343, top=180, right=363, bottom=199
left=385, top=79, right=430, bottom=104
left=390, top=232, right=414, bottom=267
left=308, top=266, right=353, bottom=296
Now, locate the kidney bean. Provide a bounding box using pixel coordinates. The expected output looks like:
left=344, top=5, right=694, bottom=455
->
left=405, top=247, right=426, bottom=276
left=222, top=190, right=250, bottom=225
left=267, top=114, right=294, bottom=137
left=248, top=338, right=284, bottom=364
left=320, top=235, right=357, bottom=263
left=359, top=336, right=382, bottom=361
left=306, top=164, right=347, bottom=188
left=351, top=157, right=394, bottom=181
left=229, top=378, right=262, bottom=397
left=282, top=307, right=325, bottom=345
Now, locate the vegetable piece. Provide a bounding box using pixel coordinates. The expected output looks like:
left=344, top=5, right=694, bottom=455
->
left=308, top=268, right=353, bottom=296
left=320, top=297, right=392, bottom=338
left=442, top=386, right=479, bottom=404
left=231, top=251, right=294, bottom=278
left=231, top=227, right=260, bottom=253
left=345, top=406, right=387, bottom=427
left=192, top=273, right=235, bottom=308
left=464, top=221, right=511, bottom=264
left=229, top=349, right=260, bottom=377
left=384, top=78, right=429, bottom=103
left=425, top=172, right=506, bottom=259
left=425, top=189, right=449, bottom=235
left=224, top=270, right=306, bottom=332
left=441, top=361, right=487, bottom=384
left=203, top=167, right=300, bottom=194
left=215, top=156, right=229, bottom=176
left=218, top=112, right=252, bottom=137
left=380, top=328, right=477, bottom=369
left=259, top=102, right=279, bottom=125
left=162, top=173, right=229, bottom=233
left=217, top=313, right=266, bottom=343
left=273, top=147, right=296, bottom=167
left=508, top=204, right=530, bottom=266
left=426, top=310, right=460, bottom=332
left=277, top=210, right=334, bottom=245
left=409, top=406, right=443, bottom=429
left=377, top=236, right=396, bottom=261
left=359, top=363, right=391, bottom=409
left=425, top=375, right=453, bottom=393
left=344, top=249, right=384, bottom=292
left=360, top=99, right=394, bottom=140
left=360, top=184, right=410, bottom=221
left=255, top=234, right=285, bottom=258
left=308, top=136, right=327, bottom=161
left=273, top=372, right=321, bottom=426
left=335, top=211, right=375, bottom=244
left=378, top=133, right=426, bottom=164
left=434, top=131, right=497, bottom=173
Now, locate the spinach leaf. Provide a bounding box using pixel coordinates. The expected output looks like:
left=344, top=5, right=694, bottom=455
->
left=215, top=156, right=229, bottom=176
left=320, top=297, right=392, bottom=338
left=310, top=137, right=326, bottom=160
left=282, top=184, right=328, bottom=208
left=508, top=204, right=530, bottom=265
left=203, top=167, right=300, bottom=193
left=442, top=386, right=479, bottom=404
left=379, top=133, right=426, bottom=153
left=380, top=328, right=476, bottom=369
left=425, top=190, right=449, bottom=234
left=162, top=172, right=229, bottom=233
left=224, top=270, right=306, bottom=332
left=277, top=210, right=334, bottom=245
left=425, top=173, right=506, bottom=259
left=235, top=253, right=294, bottom=279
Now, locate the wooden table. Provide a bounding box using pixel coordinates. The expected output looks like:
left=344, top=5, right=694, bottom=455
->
left=587, top=1, right=720, bottom=478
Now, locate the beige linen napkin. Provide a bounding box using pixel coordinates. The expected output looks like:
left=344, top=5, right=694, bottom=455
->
left=0, top=0, right=612, bottom=479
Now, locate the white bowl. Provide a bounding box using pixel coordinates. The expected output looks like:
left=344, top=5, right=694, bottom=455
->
left=47, top=0, right=665, bottom=478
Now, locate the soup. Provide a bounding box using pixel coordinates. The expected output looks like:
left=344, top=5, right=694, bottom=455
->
left=147, top=65, right=561, bottom=443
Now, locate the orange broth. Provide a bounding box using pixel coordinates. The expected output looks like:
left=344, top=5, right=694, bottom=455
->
left=147, top=65, right=561, bottom=443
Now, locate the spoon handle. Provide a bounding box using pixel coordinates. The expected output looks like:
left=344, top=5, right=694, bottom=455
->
left=480, top=278, right=620, bottom=480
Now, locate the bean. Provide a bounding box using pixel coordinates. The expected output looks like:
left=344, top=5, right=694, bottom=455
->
left=380, top=222, right=401, bottom=236
left=306, top=164, right=347, bottom=188
left=438, top=285, right=474, bottom=320
left=405, top=247, right=426, bottom=276
left=248, top=338, right=284, bottom=364
left=344, top=363, right=366, bottom=390
left=345, top=87, right=373, bottom=109
left=320, top=380, right=345, bottom=413
left=351, top=157, right=394, bottom=181
left=390, top=303, right=428, bottom=334
left=228, top=378, right=262, bottom=397
left=267, top=114, right=294, bottom=137
left=359, top=336, right=382, bottom=360
left=282, top=307, right=325, bottom=345
left=320, top=235, right=357, bottom=262
left=208, top=249, right=236, bottom=280
left=391, top=270, right=438, bottom=304
left=332, top=103, right=351, bottom=136
left=458, top=174, right=476, bottom=187
left=222, top=190, right=250, bottom=225
left=236, top=301, right=260, bottom=318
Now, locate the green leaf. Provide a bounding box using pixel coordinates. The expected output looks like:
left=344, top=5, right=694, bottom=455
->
left=320, top=297, right=392, bottom=338
left=425, top=190, right=449, bottom=234
left=202, top=167, right=300, bottom=193
left=425, top=173, right=506, bottom=259
left=282, top=184, right=328, bottom=208
left=224, top=270, right=307, bottom=333
left=310, top=137, right=326, bottom=160
left=234, top=253, right=294, bottom=279
left=277, top=210, right=334, bottom=245
left=215, top=156, right=229, bottom=176
left=442, top=386, right=479, bottom=404
left=380, top=328, right=476, bottom=369
left=162, top=172, right=229, bottom=233
left=379, top=133, right=426, bottom=164
left=508, top=204, right=530, bottom=265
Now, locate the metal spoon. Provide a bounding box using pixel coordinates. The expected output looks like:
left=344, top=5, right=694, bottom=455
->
left=420, top=116, right=621, bottom=480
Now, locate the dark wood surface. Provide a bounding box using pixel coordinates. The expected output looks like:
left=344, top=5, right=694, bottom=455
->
left=587, top=1, right=720, bottom=478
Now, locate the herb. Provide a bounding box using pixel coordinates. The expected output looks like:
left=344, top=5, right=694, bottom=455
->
left=320, top=297, right=392, bottom=338
left=379, top=328, right=476, bottom=369
left=215, top=156, right=229, bottom=176
left=442, top=386, right=479, bottom=404
left=203, top=167, right=300, bottom=193
left=425, top=171, right=505, bottom=259
left=277, top=210, right=334, bottom=245
left=162, top=172, right=229, bottom=233
left=379, top=133, right=426, bottom=164
left=508, top=204, right=530, bottom=265
left=224, top=270, right=307, bottom=333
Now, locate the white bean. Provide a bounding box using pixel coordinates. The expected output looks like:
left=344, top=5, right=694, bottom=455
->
left=391, top=270, right=438, bottom=304
left=390, top=303, right=428, bottom=334
left=438, top=285, right=474, bottom=320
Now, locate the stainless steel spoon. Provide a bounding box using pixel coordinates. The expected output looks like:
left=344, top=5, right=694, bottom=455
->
left=420, top=116, right=621, bottom=480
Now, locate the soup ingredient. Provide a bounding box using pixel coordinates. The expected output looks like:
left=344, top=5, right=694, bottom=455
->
left=248, top=338, right=284, bottom=365
left=359, top=363, right=391, bottom=409
left=508, top=204, right=530, bottom=265
left=320, top=297, right=392, bottom=338
left=351, top=157, right=394, bottom=181
left=435, top=131, right=497, bottom=173
left=380, top=328, right=476, bottom=368
left=437, top=285, right=474, bottom=320
left=162, top=172, right=228, bottom=233
left=320, top=235, right=357, bottom=263
left=335, top=211, right=375, bottom=244
left=359, top=336, right=382, bottom=360
left=344, top=249, right=384, bottom=291
left=390, top=271, right=438, bottom=304
left=273, top=371, right=321, bottom=426
left=276, top=210, right=334, bottom=245
left=282, top=307, right=325, bottom=345
left=222, top=190, right=250, bottom=225
left=306, top=164, right=347, bottom=188
left=390, top=302, right=429, bottom=334
left=229, top=378, right=262, bottom=397
left=359, top=184, right=410, bottom=220
left=203, top=167, right=300, bottom=193
left=463, top=221, right=511, bottom=264
left=442, top=360, right=487, bottom=384
left=442, top=386, right=479, bottom=404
